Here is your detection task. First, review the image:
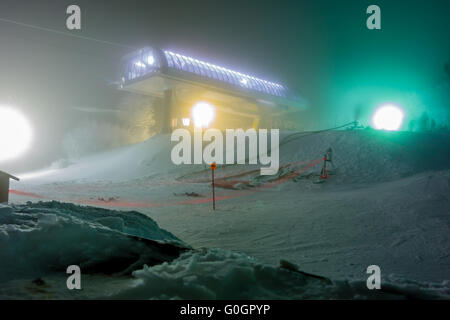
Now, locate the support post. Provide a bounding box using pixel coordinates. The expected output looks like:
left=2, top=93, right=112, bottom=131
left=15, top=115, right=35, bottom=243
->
left=210, top=162, right=216, bottom=210
left=0, top=178, right=9, bottom=203
left=161, top=89, right=174, bottom=134
left=0, top=171, right=19, bottom=204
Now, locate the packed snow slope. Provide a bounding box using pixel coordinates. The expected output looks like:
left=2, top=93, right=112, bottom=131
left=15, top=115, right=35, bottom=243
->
left=9, top=129, right=450, bottom=286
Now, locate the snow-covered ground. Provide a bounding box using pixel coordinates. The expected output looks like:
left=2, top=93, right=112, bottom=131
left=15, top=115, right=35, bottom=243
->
left=4, top=129, right=450, bottom=299
left=1, top=202, right=449, bottom=299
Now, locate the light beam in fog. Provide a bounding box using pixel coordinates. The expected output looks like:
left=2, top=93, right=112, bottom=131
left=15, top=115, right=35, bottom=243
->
left=0, top=106, right=32, bottom=162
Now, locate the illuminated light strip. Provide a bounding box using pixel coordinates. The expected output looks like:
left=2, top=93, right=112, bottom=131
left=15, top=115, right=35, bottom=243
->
left=164, top=50, right=286, bottom=97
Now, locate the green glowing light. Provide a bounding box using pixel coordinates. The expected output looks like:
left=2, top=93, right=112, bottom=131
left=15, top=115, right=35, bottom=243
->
left=372, top=104, right=404, bottom=131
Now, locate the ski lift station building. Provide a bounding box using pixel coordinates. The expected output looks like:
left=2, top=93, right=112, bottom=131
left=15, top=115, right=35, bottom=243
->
left=119, top=47, right=307, bottom=132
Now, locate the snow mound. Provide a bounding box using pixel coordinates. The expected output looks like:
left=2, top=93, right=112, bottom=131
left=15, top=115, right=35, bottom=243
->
left=106, top=248, right=450, bottom=300
left=280, top=130, right=450, bottom=184
left=0, top=202, right=188, bottom=283
left=20, top=134, right=190, bottom=183
left=18, top=130, right=450, bottom=186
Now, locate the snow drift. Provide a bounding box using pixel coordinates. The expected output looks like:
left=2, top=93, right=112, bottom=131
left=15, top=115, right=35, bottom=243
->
left=106, top=248, right=450, bottom=300
left=0, top=202, right=188, bottom=283
left=1, top=202, right=450, bottom=299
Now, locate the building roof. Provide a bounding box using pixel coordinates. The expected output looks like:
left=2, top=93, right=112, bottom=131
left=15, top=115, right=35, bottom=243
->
left=0, top=170, right=19, bottom=181
left=120, top=47, right=305, bottom=108
left=163, top=50, right=286, bottom=98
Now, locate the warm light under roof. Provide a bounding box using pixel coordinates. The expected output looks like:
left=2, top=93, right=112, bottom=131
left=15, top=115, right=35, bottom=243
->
left=191, top=102, right=215, bottom=128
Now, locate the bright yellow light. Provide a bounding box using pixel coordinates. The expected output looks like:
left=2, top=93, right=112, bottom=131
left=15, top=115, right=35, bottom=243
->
left=0, top=106, right=32, bottom=162
left=191, top=102, right=215, bottom=128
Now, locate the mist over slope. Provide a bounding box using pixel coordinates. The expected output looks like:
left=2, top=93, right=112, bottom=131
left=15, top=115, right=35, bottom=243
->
left=18, top=129, right=450, bottom=185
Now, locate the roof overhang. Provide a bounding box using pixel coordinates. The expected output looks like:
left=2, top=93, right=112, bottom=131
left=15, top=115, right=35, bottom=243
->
left=0, top=170, right=19, bottom=181
left=121, top=70, right=307, bottom=112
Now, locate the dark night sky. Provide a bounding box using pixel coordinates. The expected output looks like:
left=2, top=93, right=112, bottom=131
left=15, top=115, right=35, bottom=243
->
left=0, top=0, right=449, bottom=172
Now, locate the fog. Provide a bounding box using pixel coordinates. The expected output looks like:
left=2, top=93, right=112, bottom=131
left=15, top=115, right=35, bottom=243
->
left=0, top=0, right=449, bottom=173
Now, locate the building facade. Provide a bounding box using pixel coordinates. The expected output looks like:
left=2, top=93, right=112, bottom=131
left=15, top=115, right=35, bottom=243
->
left=119, top=47, right=306, bottom=132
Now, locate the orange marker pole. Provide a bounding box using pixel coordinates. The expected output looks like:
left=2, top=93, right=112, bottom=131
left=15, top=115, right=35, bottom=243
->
left=210, top=162, right=216, bottom=210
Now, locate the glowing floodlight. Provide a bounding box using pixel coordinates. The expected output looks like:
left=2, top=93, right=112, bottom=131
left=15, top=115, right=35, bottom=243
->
left=0, top=106, right=32, bottom=162
left=372, top=104, right=404, bottom=131
left=191, top=102, right=215, bottom=128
